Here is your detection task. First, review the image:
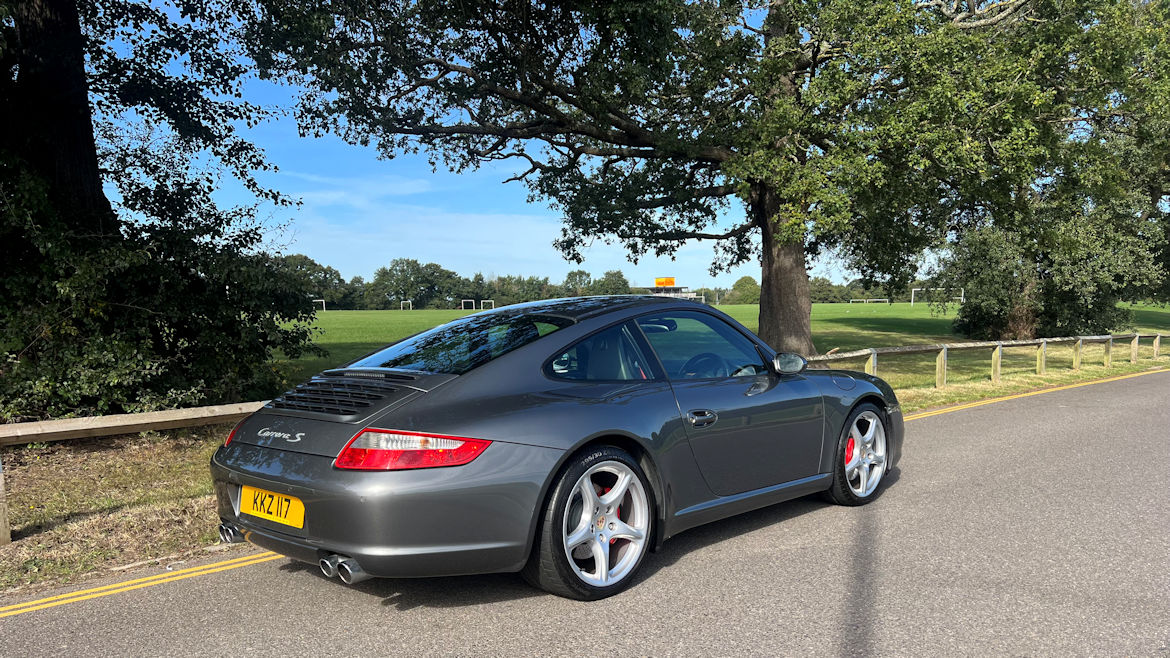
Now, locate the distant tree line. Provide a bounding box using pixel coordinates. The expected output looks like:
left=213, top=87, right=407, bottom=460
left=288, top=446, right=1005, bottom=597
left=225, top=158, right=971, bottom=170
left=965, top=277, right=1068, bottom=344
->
left=277, top=256, right=957, bottom=311
left=275, top=256, right=633, bottom=310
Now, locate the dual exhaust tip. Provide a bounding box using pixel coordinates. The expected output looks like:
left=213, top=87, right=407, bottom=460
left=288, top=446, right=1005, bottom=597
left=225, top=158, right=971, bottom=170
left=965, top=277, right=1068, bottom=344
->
left=319, top=554, right=370, bottom=585
left=218, top=523, right=368, bottom=585
left=218, top=523, right=245, bottom=544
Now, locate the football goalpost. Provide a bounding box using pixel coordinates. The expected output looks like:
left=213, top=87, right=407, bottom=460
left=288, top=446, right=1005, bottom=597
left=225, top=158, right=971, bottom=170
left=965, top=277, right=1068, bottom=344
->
left=480, top=299, right=495, bottom=310
left=849, top=298, right=889, bottom=304
left=461, top=299, right=476, bottom=310
left=910, top=287, right=965, bottom=306
left=399, top=301, right=413, bottom=311
left=312, top=298, right=326, bottom=311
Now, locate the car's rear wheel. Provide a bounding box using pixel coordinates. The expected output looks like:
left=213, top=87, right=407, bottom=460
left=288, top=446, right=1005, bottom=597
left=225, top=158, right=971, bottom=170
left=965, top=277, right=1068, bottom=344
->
left=523, top=446, right=653, bottom=600
left=826, top=403, right=889, bottom=506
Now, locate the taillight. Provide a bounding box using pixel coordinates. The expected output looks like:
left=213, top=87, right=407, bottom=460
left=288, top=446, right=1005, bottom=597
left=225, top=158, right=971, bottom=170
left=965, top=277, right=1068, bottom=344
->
left=224, top=419, right=245, bottom=447
left=334, top=429, right=491, bottom=471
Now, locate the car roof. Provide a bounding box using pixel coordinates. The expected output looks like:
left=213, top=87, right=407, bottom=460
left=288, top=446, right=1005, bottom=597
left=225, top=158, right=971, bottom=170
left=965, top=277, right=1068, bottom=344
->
left=478, top=295, right=694, bottom=322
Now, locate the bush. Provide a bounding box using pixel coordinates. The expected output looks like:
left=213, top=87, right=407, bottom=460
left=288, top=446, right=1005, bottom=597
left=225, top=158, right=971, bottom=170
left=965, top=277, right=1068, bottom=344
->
left=0, top=159, right=320, bottom=422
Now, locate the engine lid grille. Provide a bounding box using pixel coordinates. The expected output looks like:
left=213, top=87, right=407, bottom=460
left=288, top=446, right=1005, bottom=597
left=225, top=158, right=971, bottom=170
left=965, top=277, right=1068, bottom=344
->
left=269, top=376, right=400, bottom=418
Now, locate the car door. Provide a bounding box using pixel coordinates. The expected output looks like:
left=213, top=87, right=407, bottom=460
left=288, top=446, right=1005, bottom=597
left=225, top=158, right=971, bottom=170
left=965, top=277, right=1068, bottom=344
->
left=635, top=311, right=824, bottom=496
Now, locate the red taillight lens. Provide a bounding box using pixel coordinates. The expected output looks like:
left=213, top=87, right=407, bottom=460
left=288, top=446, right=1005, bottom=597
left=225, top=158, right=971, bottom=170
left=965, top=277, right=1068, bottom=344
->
left=224, top=420, right=245, bottom=447
left=334, top=429, right=491, bottom=471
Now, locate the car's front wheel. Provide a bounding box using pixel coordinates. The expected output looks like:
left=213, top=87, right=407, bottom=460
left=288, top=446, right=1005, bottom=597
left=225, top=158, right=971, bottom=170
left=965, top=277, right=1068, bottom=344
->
left=523, top=446, right=653, bottom=600
left=826, top=403, right=889, bottom=505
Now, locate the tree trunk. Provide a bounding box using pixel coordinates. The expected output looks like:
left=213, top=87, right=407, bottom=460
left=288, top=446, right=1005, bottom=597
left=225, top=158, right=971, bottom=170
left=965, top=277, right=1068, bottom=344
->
left=753, top=184, right=816, bottom=355
left=3, top=0, right=112, bottom=233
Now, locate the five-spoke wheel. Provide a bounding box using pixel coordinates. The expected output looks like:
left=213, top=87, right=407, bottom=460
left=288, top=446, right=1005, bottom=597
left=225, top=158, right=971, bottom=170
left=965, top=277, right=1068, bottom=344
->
left=827, top=403, right=889, bottom=505
left=524, top=446, right=653, bottom=600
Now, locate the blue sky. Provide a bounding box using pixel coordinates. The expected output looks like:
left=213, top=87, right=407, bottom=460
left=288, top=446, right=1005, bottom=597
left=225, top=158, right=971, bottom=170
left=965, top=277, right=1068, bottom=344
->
left=220, top=83, right=849, bottom=289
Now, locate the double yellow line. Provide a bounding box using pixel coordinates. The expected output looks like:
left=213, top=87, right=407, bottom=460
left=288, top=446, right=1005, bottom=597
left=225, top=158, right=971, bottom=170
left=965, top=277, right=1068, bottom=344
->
left=0, top=551, right=283, bottom=619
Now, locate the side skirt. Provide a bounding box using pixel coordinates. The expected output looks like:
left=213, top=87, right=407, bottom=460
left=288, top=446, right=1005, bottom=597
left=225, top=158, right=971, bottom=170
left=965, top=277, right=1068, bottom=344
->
left=662, top=473, right=832, bottom=541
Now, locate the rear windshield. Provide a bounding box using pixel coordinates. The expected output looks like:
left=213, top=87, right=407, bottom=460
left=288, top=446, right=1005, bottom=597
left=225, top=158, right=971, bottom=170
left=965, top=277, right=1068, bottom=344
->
left=347, top=313, right=574, bottom=375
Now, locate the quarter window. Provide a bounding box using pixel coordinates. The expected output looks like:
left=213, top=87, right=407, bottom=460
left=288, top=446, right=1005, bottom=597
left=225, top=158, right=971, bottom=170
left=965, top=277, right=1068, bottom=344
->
left=636, top=311, right=767, bottom=379
left=549, top=323, right=652, bottom=381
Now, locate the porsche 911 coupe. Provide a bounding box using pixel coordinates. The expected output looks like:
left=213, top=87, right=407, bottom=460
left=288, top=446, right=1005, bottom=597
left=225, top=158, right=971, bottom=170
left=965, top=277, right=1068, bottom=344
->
left=211, top=296, right=903, bottom=600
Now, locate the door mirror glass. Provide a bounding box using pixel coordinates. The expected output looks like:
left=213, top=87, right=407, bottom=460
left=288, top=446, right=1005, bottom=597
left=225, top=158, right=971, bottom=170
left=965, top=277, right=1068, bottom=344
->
left=772, top=352, right=807, bottom=375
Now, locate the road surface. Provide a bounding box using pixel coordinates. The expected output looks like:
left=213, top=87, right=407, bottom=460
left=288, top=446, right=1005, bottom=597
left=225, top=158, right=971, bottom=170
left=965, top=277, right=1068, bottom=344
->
left=2, top=370, right=1168, bottom=656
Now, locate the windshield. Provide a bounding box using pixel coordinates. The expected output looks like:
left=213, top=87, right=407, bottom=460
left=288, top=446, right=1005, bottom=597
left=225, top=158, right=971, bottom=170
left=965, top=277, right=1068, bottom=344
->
left=347, top=313, right=574, bottom=375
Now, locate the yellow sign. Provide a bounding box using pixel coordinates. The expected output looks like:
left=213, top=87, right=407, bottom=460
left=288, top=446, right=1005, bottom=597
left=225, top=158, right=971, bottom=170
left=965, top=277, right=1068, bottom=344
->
left=654, top=277, right=676, bottom=287
left=240, top=485, right=305, bottom=529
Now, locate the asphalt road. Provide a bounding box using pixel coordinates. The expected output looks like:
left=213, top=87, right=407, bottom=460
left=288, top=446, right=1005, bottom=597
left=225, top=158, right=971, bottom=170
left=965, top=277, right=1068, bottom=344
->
left=2, top=371, right=1168, bottom=657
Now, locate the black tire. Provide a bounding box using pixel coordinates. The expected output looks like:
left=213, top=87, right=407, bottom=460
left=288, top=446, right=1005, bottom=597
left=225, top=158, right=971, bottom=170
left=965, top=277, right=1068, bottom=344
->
left=825, top=402, right=890, bottom=506
left=522, top=446, right=654, bottom=600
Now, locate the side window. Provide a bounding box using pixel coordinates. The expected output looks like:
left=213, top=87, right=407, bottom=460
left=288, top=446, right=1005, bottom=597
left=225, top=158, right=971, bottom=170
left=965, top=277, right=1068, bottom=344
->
left=636, top=311, right=767, bottom=379
left=548, top=323, right=652, bottom=381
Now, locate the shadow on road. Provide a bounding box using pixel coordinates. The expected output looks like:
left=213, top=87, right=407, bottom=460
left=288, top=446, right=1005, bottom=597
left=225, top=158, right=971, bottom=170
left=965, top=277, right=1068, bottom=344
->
left=277, top=469, right=899, bottom=611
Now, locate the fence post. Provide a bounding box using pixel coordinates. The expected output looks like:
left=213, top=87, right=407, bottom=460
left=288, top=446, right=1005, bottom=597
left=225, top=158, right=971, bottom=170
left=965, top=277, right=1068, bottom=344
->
left=991, top=343, right=1002, bottom=383
left=0, top=454, right=9, bottom=545
left=1156, top=334, right=1162, bottom=358
left=1035, top=339, right=1047, bottom=375
left=1104, top=338, right=1113, bottom=367
left=935, top=346, right=947, bottom=388
left=864, top=349, right=877, bottom=376
left=1130, top=333, right=1139, bottom=364
left=1072, top=338, right=1083, bottom=370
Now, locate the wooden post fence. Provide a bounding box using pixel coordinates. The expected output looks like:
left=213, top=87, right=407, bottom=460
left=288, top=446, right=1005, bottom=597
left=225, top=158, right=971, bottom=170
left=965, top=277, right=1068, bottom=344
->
left=864, top=349, right=877, bottom=376
left=0, top=454, right=9, bottom=545
left=1131, top=334, right=1140, bottom=364
left=1073, top=339, right=1083, bottom=370
left=1036, top=340, right=1047, bottom=375
left=1104, top=338, right=1113, bottom=368
left=1156, top=334, right=1162, bottom=358
left=935, top=346, right=948, bottom=388
left=991, top=343, right=1002, bottom=384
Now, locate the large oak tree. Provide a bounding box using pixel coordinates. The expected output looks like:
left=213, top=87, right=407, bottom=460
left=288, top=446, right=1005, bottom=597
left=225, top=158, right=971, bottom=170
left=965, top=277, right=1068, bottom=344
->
left=247, top=0, right=1081, bottom=353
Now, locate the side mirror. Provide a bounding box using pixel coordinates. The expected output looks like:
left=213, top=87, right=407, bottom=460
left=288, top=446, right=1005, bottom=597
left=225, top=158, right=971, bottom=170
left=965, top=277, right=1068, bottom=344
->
left=772, top=352, right=808, bottom=375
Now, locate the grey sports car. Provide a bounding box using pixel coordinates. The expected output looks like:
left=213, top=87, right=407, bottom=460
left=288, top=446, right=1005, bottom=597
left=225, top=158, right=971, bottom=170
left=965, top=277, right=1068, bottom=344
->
left=211, top=296, right=902, bottom=600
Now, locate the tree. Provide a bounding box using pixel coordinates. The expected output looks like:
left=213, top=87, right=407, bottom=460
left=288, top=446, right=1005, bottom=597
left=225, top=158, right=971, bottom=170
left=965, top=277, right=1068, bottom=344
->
left=726, top=276, right=762, bottom=306
left=246, top=0, right=1110, bottom=354
left=365, top=258, right=463, bottom=309
left=563, top=269, right=592, bottom=296
left=587, top=270, right=631, bottom=296
left=0, top=1, right=316, bottom=419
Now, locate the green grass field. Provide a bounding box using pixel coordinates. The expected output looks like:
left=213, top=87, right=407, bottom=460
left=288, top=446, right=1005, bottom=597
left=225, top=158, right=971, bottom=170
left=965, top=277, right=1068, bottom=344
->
left=285, top=302, right=1170, bottom=411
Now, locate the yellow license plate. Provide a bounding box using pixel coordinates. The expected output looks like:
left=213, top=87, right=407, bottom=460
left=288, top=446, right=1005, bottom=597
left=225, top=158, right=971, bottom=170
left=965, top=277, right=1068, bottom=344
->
left=240, top=485, right=305, bottom=529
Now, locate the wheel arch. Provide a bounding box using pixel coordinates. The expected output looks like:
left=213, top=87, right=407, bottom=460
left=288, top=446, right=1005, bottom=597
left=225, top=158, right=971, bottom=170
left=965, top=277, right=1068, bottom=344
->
left=524, top=432, right=668, bottom=562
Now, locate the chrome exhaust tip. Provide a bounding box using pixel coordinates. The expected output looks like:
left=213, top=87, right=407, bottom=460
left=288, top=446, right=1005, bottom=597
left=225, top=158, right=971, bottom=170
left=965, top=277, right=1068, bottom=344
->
left=319, top=554, right=341, bottom=579
left=337, top=559, right=371, bottom=585
left=218, top=523, right=244, bottom=544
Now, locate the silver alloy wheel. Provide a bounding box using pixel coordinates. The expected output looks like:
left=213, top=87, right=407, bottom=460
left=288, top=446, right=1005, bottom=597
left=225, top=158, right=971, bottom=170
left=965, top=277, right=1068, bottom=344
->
left=562, top=460, right=650, bottom=587
left=844, top=410, right=887, bottom=498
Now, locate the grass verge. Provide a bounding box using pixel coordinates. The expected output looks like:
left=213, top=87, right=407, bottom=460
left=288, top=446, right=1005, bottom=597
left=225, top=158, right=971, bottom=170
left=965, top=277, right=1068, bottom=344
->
left=0, top=424, right=235, bottom=595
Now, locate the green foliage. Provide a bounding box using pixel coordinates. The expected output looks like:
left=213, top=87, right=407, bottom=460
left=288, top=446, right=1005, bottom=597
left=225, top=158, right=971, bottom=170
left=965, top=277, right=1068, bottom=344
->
left=586, top=270, right=631, bottom=296
left=0, top=1, right=320, bottom=420
left=937, top=222, right=1160, bottom=340
left=726, top=276, right=761, bottom=305
left=563, top=270, right=592, bottom=296
left=274, top=254, right=365, bottom=310
left=0, top=158, right=319, bottom=421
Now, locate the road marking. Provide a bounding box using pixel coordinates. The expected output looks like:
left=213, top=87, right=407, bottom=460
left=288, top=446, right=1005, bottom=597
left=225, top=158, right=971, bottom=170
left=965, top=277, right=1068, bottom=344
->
left=904, top=368, right=1167, bottom=422
left=0, top=551, right=281, bottom=619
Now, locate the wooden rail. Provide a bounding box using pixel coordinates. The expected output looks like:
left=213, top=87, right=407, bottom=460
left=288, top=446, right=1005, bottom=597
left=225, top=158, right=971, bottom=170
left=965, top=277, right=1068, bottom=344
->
left=0, top=401, right=267, bottom=448
left=809, top=333, right=1164, bottom=388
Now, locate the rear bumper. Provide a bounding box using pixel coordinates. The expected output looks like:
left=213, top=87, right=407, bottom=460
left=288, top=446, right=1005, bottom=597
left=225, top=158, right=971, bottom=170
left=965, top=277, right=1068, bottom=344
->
left=210, top=440, right=563, bottom=578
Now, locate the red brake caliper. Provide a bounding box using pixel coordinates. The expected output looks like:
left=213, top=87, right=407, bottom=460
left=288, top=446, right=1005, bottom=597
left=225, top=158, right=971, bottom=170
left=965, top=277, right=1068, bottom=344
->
left=845, top=436, right=855, bottom=465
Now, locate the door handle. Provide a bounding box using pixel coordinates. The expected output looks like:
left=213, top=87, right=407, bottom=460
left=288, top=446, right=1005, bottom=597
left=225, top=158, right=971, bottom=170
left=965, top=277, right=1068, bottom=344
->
left=687, top=409, right=718, bottom=428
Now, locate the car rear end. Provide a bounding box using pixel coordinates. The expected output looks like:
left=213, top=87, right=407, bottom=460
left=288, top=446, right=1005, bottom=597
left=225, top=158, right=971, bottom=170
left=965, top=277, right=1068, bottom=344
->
left=210, top=369, right=562, bottom=581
